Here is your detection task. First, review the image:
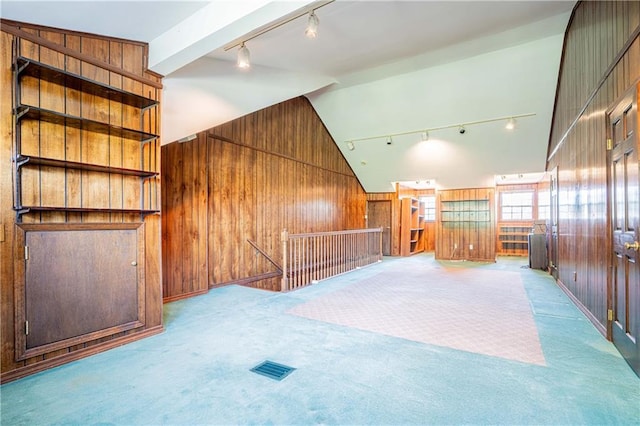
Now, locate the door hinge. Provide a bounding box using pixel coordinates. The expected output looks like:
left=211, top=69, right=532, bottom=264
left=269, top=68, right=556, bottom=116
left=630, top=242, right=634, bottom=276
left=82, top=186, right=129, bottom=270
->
left=606, top=138, right=613, bottom=150
left=608, top=309, right=613, bottom=321
left=25, top=321, right=29, bottom=336
left=24, top=245, right=29, bottom=260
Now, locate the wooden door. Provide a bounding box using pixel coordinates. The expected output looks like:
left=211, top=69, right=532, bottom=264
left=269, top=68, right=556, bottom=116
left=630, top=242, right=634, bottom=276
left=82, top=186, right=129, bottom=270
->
left=15, top=223, right=145, bottom=360
left=608, top=86, right=640, bottom=375
left=368, top=201, right=391, bottom=256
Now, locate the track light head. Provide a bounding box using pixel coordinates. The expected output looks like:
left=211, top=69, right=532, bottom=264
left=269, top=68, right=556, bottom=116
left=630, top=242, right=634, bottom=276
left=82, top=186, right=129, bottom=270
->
left=237, top=43, right=250, bottom=69
left=505, top=117, right=516, bottom=130
left=305, top=11, right=319, bottom=38
left=386, top=136, right=392, bottom=145
left=421, top=131, right=429, bottom=142
left=346, top=141, right=355, bottom=151
left=458, top=126, right=466, bottom=134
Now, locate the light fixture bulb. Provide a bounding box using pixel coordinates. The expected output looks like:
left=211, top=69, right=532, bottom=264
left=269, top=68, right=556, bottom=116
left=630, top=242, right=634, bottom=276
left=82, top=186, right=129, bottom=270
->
left=237, top=43, right=250, bottom=69
left=505, top=117, right=516, bottom=130
left=421, top=131, right=429, bottom=142
left=305, top=11, right=319, bottom=38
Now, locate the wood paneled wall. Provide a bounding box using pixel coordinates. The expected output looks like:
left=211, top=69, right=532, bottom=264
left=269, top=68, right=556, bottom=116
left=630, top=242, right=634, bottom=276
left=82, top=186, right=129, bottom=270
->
left=547, top=1, right=640, bottom=333
left=162, top=97, right=366, bottom=298
left=0, top=22, right=163, bottom=382
left=435, top=188, right=496, bottom=262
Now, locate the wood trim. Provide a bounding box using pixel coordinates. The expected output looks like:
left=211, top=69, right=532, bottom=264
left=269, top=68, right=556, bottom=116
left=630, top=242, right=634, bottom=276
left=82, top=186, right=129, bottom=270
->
left=210, top=271, right=282, bottom=289
left=1, top=19, right=150, bottom=46
left=1, top=20, right=163, bottom=87
left=556, top=278, right=607, bottom=337
left=209, top=133, right=358, bottom=178
left=162, top=289, right=209, bottom=304
left=0, top=325, right=163, bottom=384
left=548, top=21, right=640, bottom=161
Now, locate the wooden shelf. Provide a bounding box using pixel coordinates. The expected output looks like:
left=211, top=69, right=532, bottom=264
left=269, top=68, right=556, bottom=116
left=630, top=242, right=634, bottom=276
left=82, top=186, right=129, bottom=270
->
left=13, top=57, right=160, bottom=222
left=16, top=155, right=158, bottom=178
left=497, top=222, right=532, bottom=255
left=16, top=105, right=158, bottom=142
left=15, top=206, right=159, bottom=216
left=401, top=197, right=425, bottom=256
left=15, top=57, right=158, bottom=109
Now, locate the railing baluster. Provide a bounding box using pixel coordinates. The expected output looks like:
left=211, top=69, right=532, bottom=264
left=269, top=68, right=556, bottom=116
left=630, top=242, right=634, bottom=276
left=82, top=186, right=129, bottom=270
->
left=280, top=228, right=383, bottom=291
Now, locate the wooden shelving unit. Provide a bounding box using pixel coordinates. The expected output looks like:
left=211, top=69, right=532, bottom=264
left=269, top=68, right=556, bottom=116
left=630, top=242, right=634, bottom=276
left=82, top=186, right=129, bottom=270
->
left=435, top=188, right=496, bottom=262
left=12, top=57, right=160, bottom=221
left=400, top=197, right=425, bottom=256
left=440, top=199, right=491, bottom=222
left=497, top=222, right=532, bottom=256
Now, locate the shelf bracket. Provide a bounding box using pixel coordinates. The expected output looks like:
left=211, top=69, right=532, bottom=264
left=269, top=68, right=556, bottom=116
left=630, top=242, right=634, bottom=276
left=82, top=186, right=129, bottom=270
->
left=15, top=155, right=29, bottom=169
left=14, top=105, right=30, bottom=121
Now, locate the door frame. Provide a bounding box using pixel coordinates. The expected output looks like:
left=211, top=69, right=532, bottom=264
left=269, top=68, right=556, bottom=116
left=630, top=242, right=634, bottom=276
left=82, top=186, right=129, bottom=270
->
left=605, top=82, right=639, bottom=369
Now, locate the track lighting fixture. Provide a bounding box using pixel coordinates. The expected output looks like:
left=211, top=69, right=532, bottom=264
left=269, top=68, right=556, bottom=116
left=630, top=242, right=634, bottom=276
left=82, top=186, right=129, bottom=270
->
left=344, top=113, right=535, bottom=145
left=237, top=43, right=250, bottom=69
left=224, top=1, right=334, bottom=70
left=305, top=11, right=319, bottom=38
left=347, top=141, right=355, bottom=151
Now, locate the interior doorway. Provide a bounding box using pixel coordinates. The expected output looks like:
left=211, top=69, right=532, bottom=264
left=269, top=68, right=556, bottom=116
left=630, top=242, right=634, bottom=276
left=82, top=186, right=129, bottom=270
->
left=367, top=200, right=391, bottom=256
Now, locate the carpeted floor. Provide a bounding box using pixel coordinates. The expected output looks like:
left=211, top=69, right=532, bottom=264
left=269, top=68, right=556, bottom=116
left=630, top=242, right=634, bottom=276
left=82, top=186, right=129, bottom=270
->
left=288, top=266, right=545, bottom=365
left=1, top=254, right=639, bottom=425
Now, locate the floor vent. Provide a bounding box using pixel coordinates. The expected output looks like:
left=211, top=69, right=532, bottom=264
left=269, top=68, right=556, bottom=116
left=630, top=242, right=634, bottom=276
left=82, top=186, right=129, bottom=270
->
left=250, top=360, right=296, bottom=381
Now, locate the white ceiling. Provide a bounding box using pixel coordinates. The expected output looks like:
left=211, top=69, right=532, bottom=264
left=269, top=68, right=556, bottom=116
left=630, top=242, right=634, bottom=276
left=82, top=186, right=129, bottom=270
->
left=0, top=0, right=575, bottom=192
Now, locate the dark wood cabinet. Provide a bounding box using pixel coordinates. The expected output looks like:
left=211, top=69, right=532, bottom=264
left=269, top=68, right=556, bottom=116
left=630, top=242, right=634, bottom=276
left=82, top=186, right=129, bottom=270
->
left=14, top=223, right=146, bottom=360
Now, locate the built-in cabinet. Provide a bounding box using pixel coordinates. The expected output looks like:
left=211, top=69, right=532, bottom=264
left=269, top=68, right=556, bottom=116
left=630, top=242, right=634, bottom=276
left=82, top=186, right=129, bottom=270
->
left=1, top=21, right=163, bottom=383
left=435, top=188, right=496, bottom=262
left=400, top=197, right=425, bottom=256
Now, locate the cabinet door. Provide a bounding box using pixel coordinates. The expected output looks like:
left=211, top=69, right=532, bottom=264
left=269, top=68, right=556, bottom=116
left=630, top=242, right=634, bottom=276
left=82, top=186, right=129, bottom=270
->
left=15, top=223, right=145, bottom=360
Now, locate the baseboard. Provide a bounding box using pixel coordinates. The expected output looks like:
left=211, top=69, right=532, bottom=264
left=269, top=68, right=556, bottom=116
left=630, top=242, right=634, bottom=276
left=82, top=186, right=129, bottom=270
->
left=556, top=278, right=607, bottom=337
left=0, top=325, right=164, bottom=384
left=163, top=288, right=208, bottom=303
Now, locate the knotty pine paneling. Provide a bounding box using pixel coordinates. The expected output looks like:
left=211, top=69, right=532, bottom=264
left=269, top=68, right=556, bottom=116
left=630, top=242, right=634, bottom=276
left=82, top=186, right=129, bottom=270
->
left=435, top=188, right=496, bottom=262
left=1, top=21, right=162, bottom=383
left=162, top=97, right=366, bottom=298
left=546, top=1, right=639, bottom=333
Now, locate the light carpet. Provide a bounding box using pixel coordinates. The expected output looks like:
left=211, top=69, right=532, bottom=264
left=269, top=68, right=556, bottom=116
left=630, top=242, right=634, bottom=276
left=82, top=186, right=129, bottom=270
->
left=288, top=264, right=546, bottom=365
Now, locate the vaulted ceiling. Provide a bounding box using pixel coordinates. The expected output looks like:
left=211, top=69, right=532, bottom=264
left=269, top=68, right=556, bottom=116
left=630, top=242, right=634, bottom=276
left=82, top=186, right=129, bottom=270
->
left=1, top=0, right=576, bottom=191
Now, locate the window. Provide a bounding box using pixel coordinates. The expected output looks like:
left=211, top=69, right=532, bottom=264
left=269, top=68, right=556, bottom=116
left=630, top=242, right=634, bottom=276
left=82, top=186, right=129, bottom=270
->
left=501, top=191, right=533, bottom=220
left=538, top=190, right=550, bottom=220
left=420, top=195, right=436, bottom=222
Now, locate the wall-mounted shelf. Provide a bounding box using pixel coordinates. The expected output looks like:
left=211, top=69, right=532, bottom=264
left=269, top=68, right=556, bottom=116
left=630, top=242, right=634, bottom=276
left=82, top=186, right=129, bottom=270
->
left=15, top=105, right=158, bottom=142
left=15, top=57, right=158, bottom=109
left=15, top=155, right=158, bottom=178
left=440, top=199, right=491, bottom=222
left=16, top=206, right=160, bottom=216
left=13, top=56, right=160, bottom=222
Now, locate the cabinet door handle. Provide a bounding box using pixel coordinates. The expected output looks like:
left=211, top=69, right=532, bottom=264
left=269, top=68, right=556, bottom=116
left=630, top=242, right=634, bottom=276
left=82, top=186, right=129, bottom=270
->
left=131, top=261, right=138, bottom=266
